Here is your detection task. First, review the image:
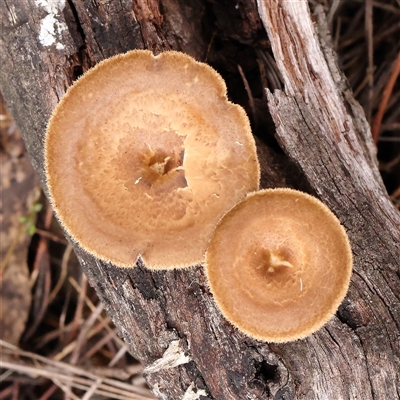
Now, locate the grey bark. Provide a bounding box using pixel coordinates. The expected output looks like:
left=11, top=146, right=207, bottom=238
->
left=1, top=0, right=399, bottom=399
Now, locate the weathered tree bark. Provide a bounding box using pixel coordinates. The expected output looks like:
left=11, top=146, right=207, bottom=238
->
left=1, top=0, right=399, bottom=399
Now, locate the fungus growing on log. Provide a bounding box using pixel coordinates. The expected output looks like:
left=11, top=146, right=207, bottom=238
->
left=45, top=50, right=260, bottom=269
left=205, top=188, right=353, bottom=342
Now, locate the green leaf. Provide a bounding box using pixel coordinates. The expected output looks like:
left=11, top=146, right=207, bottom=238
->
left=33, top=203, right=43, bottom=212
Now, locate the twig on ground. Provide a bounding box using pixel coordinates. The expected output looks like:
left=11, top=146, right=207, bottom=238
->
left=372, top=52, right=400, bottom=143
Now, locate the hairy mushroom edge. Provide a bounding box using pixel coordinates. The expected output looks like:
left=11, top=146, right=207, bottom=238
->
left=45, top=50, right=260, bottom=269
left=205, top=188, right=353, bottom=342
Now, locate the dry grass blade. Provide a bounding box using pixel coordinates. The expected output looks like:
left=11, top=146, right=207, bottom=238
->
left=238, top=64, right=258, bottom=127
left=37, top=384, right=58, bottom=400
left=35, top=228, right=68, bottom=245
left=70, top=302, right=105, bottom=364
left=52, top=378, right=81, bottom=400
left=68, top=276, right=126, bottom=347
left=80, top=328, right=117, bottom=363
left=109, top=345, right=130, bottom=367
left=1, top=361, right=152, bottom=400
left=365, top=0, right=374, bottom=121
left=0, top=385, right=13, bottom=399
left=48, top=243, right=73, bottom=303
left=52, top=316, right=112, bottom=362
left=1, top=340, right=155, bottom=399
left=81, top=377, right=102, bottom=400
left=372, top=52, right=400, bottom=143
left=66, top=274, right=87, bottom=344
left=256, top=49, right=283, bottom=90
left=351, top=0, right=400, bottom=14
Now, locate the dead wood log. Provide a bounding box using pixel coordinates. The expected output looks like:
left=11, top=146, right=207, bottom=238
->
left=0, top=0, right=399, bottom=399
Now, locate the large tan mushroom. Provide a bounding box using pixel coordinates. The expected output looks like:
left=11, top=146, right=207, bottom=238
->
left=205, top=188, right=353, bottom=342
left=45, top=50, right=259, bottom=269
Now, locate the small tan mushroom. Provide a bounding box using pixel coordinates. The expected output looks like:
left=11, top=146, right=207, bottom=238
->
left=45, top=50, right=259, bottom=269
left=205, top=188, right=352, bottom=342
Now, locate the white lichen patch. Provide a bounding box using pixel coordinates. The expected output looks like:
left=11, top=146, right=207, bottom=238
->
left=151, top=384, right=168, bottom=400
left=144, top=340, right=191, bottom=374
left=35, top=0, right=67, bottom=48
left=182, top=383, right=208, bottom=400
left=35, top=0, right=65, bottom=14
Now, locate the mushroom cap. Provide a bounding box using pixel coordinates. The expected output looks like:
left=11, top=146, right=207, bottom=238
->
left=205, top=188, right=352, bottom=342
left=45, top=50, right=260, bottom=269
